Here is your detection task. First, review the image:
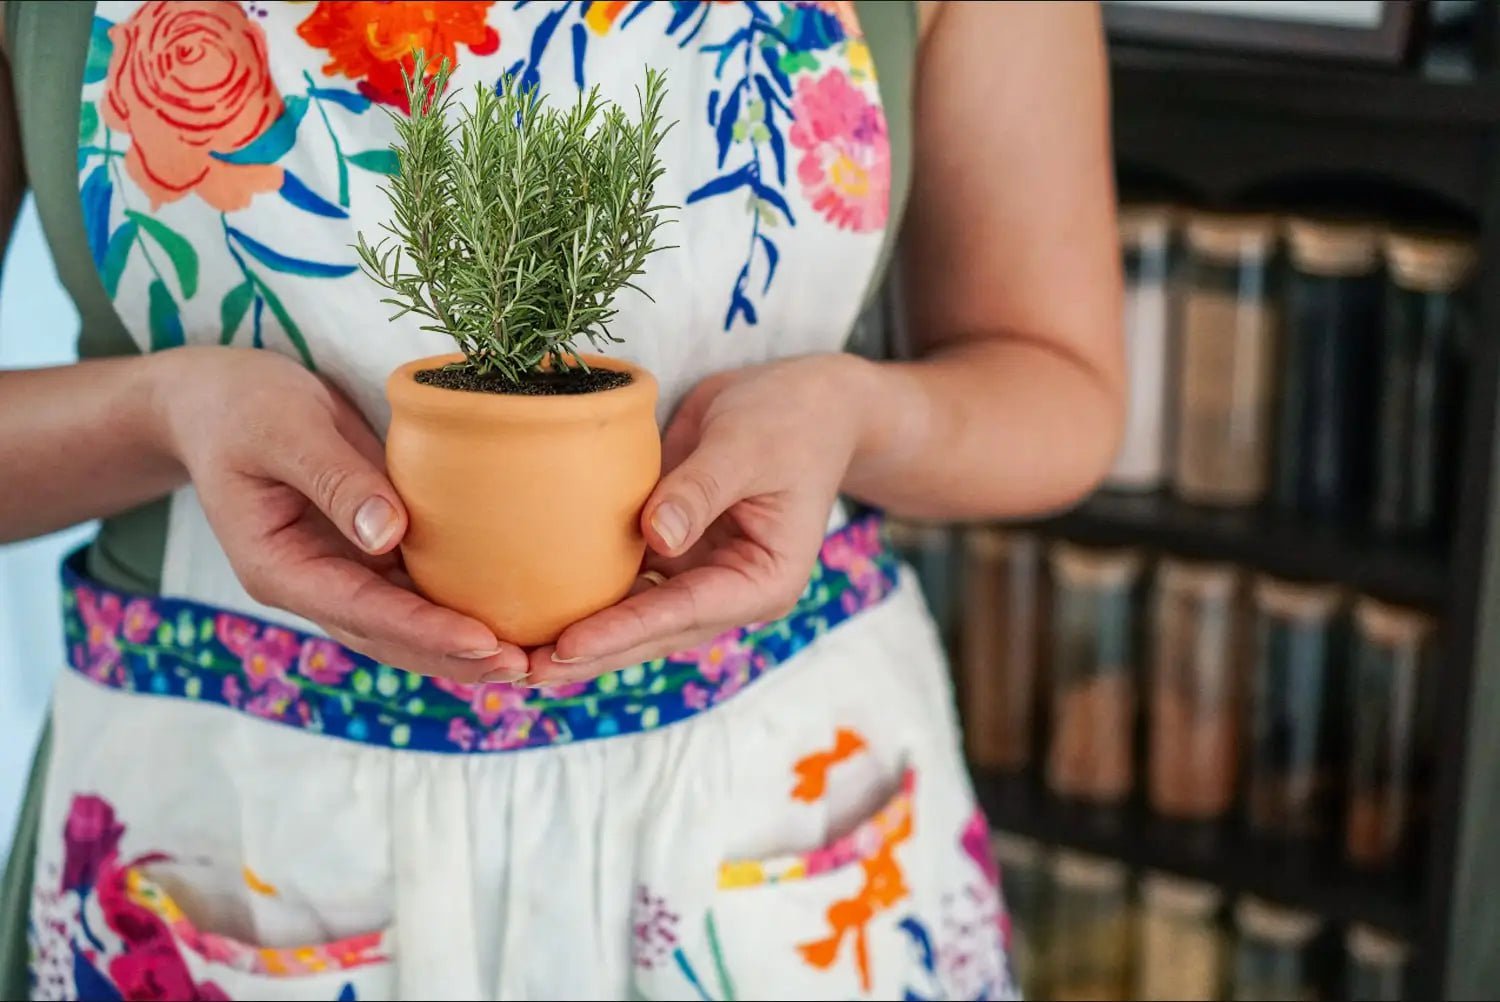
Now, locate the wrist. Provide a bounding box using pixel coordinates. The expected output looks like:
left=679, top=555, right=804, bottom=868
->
left=822, top=352, right=917, bottom=483
left=139, top=345, right=220, bottom=471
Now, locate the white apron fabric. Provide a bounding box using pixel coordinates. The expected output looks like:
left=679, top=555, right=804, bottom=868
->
left=34, top=2, right=1018, bottom=999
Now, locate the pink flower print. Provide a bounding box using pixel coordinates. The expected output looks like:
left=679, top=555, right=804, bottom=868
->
left=823, top=520, right=884, bottom=602
left=631, top=885, right=681, bottom=970
left=245, top=677, right=299, bottom=720
left=243, top=627, right=298, bottom=691
left=222, top=675, right=243, bottom=708
left=447, top=717, right=476, bottom=750
left=692, top=632, right=754, bottom=684
left=61, top=795, right=124, bottom=891
left=119, top=599, right=162, bottom=644
left=682, top=682, right=709, bottom=711
left=77, top=587, right=123, bottom=653
left=469, top=682, right=527, bottom=727
left=789, top=68, right=890, bottom=232
left=961, top=807, right=1000, bottom=888
left=215, top=613, right=257, bottom=656
left=431, top=675, right=479, bottom=701
left=535, top=680, right=589, bottom=699
left=298, top=637, right=355, bottom=685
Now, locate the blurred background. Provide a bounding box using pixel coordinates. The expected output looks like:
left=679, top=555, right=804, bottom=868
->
left=850, top=2, right=1499, bottom=1000
left=5, top=1, right=1500, bottom=1001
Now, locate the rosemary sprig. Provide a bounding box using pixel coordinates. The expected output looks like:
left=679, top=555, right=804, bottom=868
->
left=356, top=51, right=674, bottom=381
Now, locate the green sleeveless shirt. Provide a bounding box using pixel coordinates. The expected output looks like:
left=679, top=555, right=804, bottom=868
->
left=0, top=3, right=918, bottom=995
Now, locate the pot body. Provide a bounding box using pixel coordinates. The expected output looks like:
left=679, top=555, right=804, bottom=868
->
left=386, top=353, right=661, bottom=647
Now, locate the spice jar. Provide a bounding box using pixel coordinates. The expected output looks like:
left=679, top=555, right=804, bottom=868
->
left=993, top=832, right=1050, bottom=1001
left=1174, top=212, right=1280, bottom=506
left=1049, top=850, right=1132, bottom=1002
left=1047, top=543, right=1142, bottom=804
left=1273, top=219, right=1382, bottom=520
left=961, top=530, right=1047, bottom=772
left=1109, top=204, right=1176, bottom=492
left=1248, top=576, right=1343, bottom=839
left=1346, top=924, right=1409, bottom=1001
left=1135, top=871, right=1224, bottom=1001
left=1150, top=559, right=1242, bottom=821
left=1373, top=230, right=1476, bottom=539
left=1232, top=897, right=1322, bottom=1002
left=889, top=520, right=959, bottom=650
left=1347, top=597, right=1435, bottom=869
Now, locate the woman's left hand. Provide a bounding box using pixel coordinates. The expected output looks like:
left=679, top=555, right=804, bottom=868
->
left=523, top=353, right=875, bottom=684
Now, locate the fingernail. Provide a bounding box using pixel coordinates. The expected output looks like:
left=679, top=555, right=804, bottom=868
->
left=354, top=496, right=398, bottom=552
left=639, top=570, right=668, bottom=587
left=452, top=647, right=503, bottom=660
left=650, top=502, right=689, bottom=550
left=551, top=653, right=591, bottom=665
left=479, top=668, right=527, bottom=684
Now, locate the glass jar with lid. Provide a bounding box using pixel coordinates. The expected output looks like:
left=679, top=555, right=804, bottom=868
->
left=1346, top=924, right=1409, bottom=1001
left=993, top=831, right=1050, bottom=1001
left=1136, top=871, right=1225, bottom=1001
left=1110, top=203, right=1176, bottom=491
left=1049, top=850, right=1132, bottom=1002
left=1232, top=896, right=1322, bottom=1001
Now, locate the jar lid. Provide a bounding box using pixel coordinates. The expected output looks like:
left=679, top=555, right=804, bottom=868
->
left=1186, top=211, right=1278, bottom=262
left=1142, top=871, right=1221, bottom=916
left=1120, top=204, right=1174, bottom=249
left=990, top=831, right=1043, bottom=869
left=1355, top=596, right=1436, bottom=648
left=1158, top=557, right=1239, bottom=599
left=1346, top=924, right=1410, bottom=966
left=1235, top=896, right=1322, bottom=944
left=1052, top=849, right=1128, bottom=890
left=1385, top=230, right=1477, bottom=292
left=887, top=520, right=950, bottom=549
left=1254, top=575, right=1342, bottom=621
left=1050, top=541, right=1144, bottom=587
left=1286, top=217, right=1382, bottom=276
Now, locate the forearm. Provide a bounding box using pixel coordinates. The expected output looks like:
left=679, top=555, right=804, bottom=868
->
left=841, top=335, right=1121, bottom=522
left=0, top=354, right=185, bottom=542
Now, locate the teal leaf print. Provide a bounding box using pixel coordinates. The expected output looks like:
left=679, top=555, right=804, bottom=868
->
left=83, top=16, right=113, bottom=85
left=345, top=149, right=399, bottom=175
left=309, top=87, right=371, bottom=114
left=147, top=279, right=184, bottom=350
left=219, top=281, right=255, bottom=345
left=126, top=211, right=199, bottom=299
left=279, top=171, right=347, bottom=219
left=249, top=274, right=316, bottom=370
left=79, top=103, right=99, bottom=145
left=706, top=911, right=736, bottom=1001
left=227, top=226, right=357, bottom=279
left=99, top=221, right=137, bottom=299
left=80, top=165, right=112, bottom=267
left=213, top=95, right=308, bottom=165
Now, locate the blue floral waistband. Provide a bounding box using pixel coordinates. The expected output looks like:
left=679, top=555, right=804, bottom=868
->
left=60, top=514, right=899, bottom=753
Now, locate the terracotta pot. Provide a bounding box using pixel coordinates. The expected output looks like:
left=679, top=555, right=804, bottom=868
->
left=386, top=353, right=661, bottom=647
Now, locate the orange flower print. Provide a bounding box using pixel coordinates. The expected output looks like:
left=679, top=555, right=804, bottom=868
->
left=296, top=1, right=500, bottom=113
left=102, top=1, right=285, bottom=212
left=791, top=727, right=868, bottom=802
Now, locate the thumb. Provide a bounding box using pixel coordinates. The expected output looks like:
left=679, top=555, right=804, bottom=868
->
left=270, top=432, right=408, bottom=556
left=643, top=436, right=750, bottom=557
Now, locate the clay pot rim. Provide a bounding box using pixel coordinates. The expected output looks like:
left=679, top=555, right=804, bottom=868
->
left=387, top=352, right=658, bottom=425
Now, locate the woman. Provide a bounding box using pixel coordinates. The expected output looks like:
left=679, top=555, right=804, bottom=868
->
left=0, top=1, right=1120, bottom=999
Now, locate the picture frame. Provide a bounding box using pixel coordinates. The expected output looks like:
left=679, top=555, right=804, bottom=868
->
left=1102, top=1, right=1422, bottom=65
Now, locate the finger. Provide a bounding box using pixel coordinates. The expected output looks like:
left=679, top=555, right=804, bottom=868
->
left=323, top=624, right=527, bottom=685
left=524, top=626, right=710, bottom=686
left=641, top=428, right=756, bottom=558
left=253, top=552, right=528, bottom=680
left=552, top=561, right=797, bottom=662
left=260, top=421, right=408, bottom=558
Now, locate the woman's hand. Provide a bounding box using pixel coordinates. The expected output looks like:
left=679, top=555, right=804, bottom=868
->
left=523, top=354, right=878, bottom=685
left=156, top=346, right=528, bottom=683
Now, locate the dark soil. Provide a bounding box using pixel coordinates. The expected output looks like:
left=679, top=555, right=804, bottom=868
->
left=416, top=365, right=632, bottom=396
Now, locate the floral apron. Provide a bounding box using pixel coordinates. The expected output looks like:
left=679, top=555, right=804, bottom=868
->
left=28, top=3, right=1018, bottom=999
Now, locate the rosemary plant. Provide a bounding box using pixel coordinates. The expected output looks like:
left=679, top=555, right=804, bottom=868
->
left=357, top=51, right=673, bottom=383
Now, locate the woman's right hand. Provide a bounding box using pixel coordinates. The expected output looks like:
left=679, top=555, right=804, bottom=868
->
left=154, top=346, right=528, bottom=683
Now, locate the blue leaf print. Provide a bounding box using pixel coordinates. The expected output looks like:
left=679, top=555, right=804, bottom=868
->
left=147, top=279, right=185, bottom=351
left=227, top=227, right=358, bottom=279
left=686, top=164, right=753, bottom=205
left=570, top=21, right=588, bottom=90
left=72, top=948, right=123, bottom=1001
left=715, top=87, right=741, bottom=168
left=309, top=87, right=371, bottom=113
left=213, top=96, right=308, bottom=165
left=751, top=179, right=793, bottom=224
left=100, top=220, right=138, bottom=298
left=83, top=16, right=114, bottom=85
left=337, top=982, right=358, bottom=1002
left=280, top=171, right=348, bottom=218
left=766, top=121, right=786, bottom=186
left=509, top=3, right=568, bottom=94
left=707, top=89, right=720, bottom=127
left=757, top=233, right=779, bottom=293
left=80, top=164, right=112, bottom=267
left=704, top=27, right=752, bottom=77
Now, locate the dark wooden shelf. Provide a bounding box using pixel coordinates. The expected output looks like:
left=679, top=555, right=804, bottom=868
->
left=974, top=770, right=1419, bottom=937
left=1024, top=490, right=1449, bottom=610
